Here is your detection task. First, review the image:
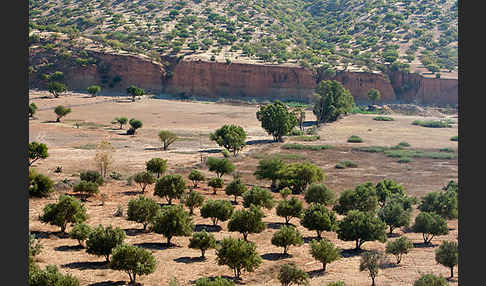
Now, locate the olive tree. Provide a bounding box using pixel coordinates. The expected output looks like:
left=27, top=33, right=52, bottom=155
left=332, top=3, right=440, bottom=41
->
left=435, top=240, right=458, bottom=278
left=39, top=195, right=88, bottom=233
left=271, top=225, right=304, bottom=255
left=412, top=212, right=449, bottom=244
left=48, top=81, right=67, bottom=98
left=385, top=236, right=413, bottom=264
left=304, top=184, right=336, bottom=206
left=256, top=100, right=298, bottom=142
left=109, top=244, right=156, bottom=284
left=127, top=196, right=161, bottom=230
left=278, top=162, right=325, bottom=194
left=413, top=274, right=448, bottom=286
left=216, top=237, right=262, bottom=280
left=228, top=205, right=266, bottom=241
left=145, top=158, right=167, bottom=178
left=200, top=199, right=234, bottom=226
left=188, top=230, right=217, bottom=258
left=70, top=223, right=92, bottom=247
left=29, top=102, right=38, bottom=118
left=79, top=170, right=104, bottom=186
left=278, top=263, right=309, bottom=286
left=418, top=191, right=458, bottom=220
left=378, top=201, right=411, bottom=234
left=206, top=157, right=235, bottom=178
left=29, top=169, right=54, bottom=197
left=113, top=117, right=128, bottom=129
left=126, top=85, right=144, bottom=101
left=73, top=180, right=99, bottom=201
left=333, top=182, right=379, bottom=215
left=337, top=210, right=387, bottom=250
left=210, top=124, right=247, bottom=156
left=159, top=130, right=178, bottom=150
left=127, top=118, right=142, bottom=135
left=86, top=224, right=126, bottom=262
left=133, top=171, right=155, bottom=193
left=150, top=205, right=193, bottom=245
left=313, top=80, right=355, bottom=126
left=208, top=177, right=224, bottom=195
left=29, top=142, right=49, bottom=166
left=87, top=85, right=101, bottom=97
left=309, top=238, right=341, bottom=272
left=188, top=169, right=205, bottom=188
left=154, top=174, right=186, bottom=205
left=242, top=186, right=275, bottom=210
left=276, top=197, right=304, bottom=225
left=359, top=250, right=384, bottom=286
left=54, top=105, right=71, bottom=122
left=29, top=265, right=80, bottom=286
left=301, top=203, right=338, bottom=240
left=225, top=178, right=248, bottom=204
left=375, top=179, right=406, bottom=207
left=367, top=88, right=381, bottom=105
left=183, top=189, right=205, bottom=215
left=253, top=156, right=285, bottom=191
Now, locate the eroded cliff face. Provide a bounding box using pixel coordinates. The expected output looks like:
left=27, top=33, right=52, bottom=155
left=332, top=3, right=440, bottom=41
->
left=29, top=50, right=457, bottom=106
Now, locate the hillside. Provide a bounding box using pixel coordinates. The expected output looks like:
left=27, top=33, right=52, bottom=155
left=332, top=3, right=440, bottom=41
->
left=29, top=0, right=458, bottom=78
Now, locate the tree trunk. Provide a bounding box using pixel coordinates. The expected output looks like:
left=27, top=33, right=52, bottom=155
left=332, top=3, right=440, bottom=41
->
left=322, top=263, right=327, bottom=272
left=212, top=218, right=217, bottom=226
left=201, top=249, right=206, bottom=258
left=317, top=231, right=322, bottom=240
left=167, top=236, right=172, bottom=246
left=356, top=240, right=360, bottom=250
left=105, top=255, right=110, bottom=263
left=243, top=233, right=248, bottom=241
left=450, top=267, right=454, bottom=278
left=133, top=273, right=137, bottom=285
left=389, top=226, right=394, bottom=235
left=234, top=196, right=238, bottom=204
left=371, top=276, right=375, bottom=286
left=284, top=246, right=288, bottom=255
left=120, top=123, right=123, bottom=129
left=56, top=117, right=60, bottom=122
left=168, top=198, right=172, bottom=205
left=61, top=224, right=67, bottom=234
left=143, top=223, right=147, bottom=231
left=285, top=217, right=290, bottom=225
left=189, top=208, right=194, bottom=216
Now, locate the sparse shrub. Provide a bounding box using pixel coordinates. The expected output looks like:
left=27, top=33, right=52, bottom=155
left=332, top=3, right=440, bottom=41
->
left=256, top=100, right=298, bottom=142
left=327, top=282, right=346, bottom=286
left=94, top=140, right=115, bottom=178
left=210, top=124, right=247, bottom=156
left=413, top=274, right=448, bottom=286
left=54, top=105, right=71, bottom=122
left=385, top=236, right=413, bottom=264
left=412, top=119, right=452, bottom=128
left=154, top=174, right=186, bottom=205
left=281, top=143, right=332, bottom=150
left=301, top=203, right=338, bottom=240
left=189, top=230, right=217, bottom=258
left=335, top=160, right=358, bottom=169
left=309, top=238, right=341, bottom=272
left=304, top=184, right=336, bottom=205
left=398, top=142, right=410, bottom=147
left=450, top=135, right=458, bottom=141
left=242, top=186, right=275, bottom=210
left=397, top=157, right=412, bottom=163
left=109, top=171, right=122, bottom=180
left=412, top=212, right=449, bottom=244
left=228, top=205, right=266, bottom=241
left=435, top=240, right=458, bottom=278
left=80, top=170, right=104, bottom=185
left=347, top=135, right=363, bottom=143
left=127, top=196, right=161, bottom=230
left=29, top=265, right=80, bottom=286
left=114, top=204, right=123, bottom=217
left=29, top=103, right=38, bottom=118
left=158, top=130, right=178, bottom=150
left=206, top=157, right=235, bottom=178
left=271, top=225, right=304, bottom=255
left=208, top=177, right=224, bottom=195
left=222, top=149, right=231, bottom=158
left=70, top=223, right=92, bottom=247
left=29, top=141, right=49, bottom=166
left=87, top=85, right=101, bottom=97
left=39, top=195, right=88, bottom=233
left=133, top=171, right=155, bottom=193
left=200, top=199, right=234, bottom=226
left=195, top=277, right=235, bottom=286
left=29, top=169, right=54, bottom=197
left=216, top=237, right=262, bottom=279
left=278, top=263, right=309, bottom=286
left=276, top=196, right=304, bottom=224
left=188, top=169, right=205, bottom=188
left=127, top=118, right=143, bottom=135
left=225, top=178, right=248, bottom=204
left=109, top=244, right=156, bottom=284
left=145, top=158, right=168, bottom=178
left=373, top=116, right=394, bottom=121
left=86, top=224, right=126, bottom=262
left=73, top=180, right=99, bottom=201
left=114, top=117, right=128, bottom=129
left=359, top=250, right=384, bottom=286
left=151, top=205, right=193, bottom=245
left=337, top=210, right=387, bottom=250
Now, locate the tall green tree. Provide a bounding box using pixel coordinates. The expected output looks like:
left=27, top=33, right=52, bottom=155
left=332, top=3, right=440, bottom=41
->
left=242, top=186, right=275, bottom=210
left=301, top=203, right=338, bottom=240
left=145, top=158, right=167, bottom=178
left=278, top=263, right=309, bottom=286
left=200, top=199, right=234, bottom=226
left=109, top=244, right=156, bottom=285
left=54, top=105, right=71, bottom=122
left=210, top=125, right=247, bottom=156
left=412, top=212, right=449, bottom=244
left=216, top=237, right=262, bottom=280
left=254, top=156, right=285, bottom=191
left=29, top=142, right=49, bottom=166
left=309, top=238, right=341, bottom=272
left=256, top=100, right=298, bottom=142
left=271, top=225, right=304, bottom=255
left=337, top=210, right=387, bottom=250
left=86, top=224, right=126, bottom=262
left=127, top=196, right=161, bottom=230
left=206, top=157, right=235, bottom=178
left=39, top=195, right=88, bottom=233
left=225, top=178, right=248, bottom=204
left=276, top=196, right=304, bottom=225
left=188, top=230, right=217, bottom=258
left=228, top=205, right=266, bottom=241
left=150, top=205, right=193, bottom=245
left=154, top=174, right=186, bottom=205
left=435, top=240, right=458, bottom=278
left=333, top=182, right=378, bottom=215
left=367, top=88, right=381, bottom=105
left=278, top=162, right=325, bottom=194
left=313, top=80, right=355, bottom=126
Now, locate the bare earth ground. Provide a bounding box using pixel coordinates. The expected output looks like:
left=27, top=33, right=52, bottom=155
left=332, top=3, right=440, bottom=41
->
left=29, top=91, right=458, bottom=286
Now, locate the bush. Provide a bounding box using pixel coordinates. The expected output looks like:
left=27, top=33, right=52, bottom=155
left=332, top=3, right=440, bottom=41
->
left=29, top=169, right=54, bottom=197
left=109, top=244, right=156, bottom=284
left=309, top=238, right=341, bottom=272
left=86, top=224, right=126, bottom=262
left=304, top=184, right=336, bottom=205
left=397, top=157, right=412, bottom=163
left=158, top=130, right=178, bottom=150
left=73, top=180, right=100, bottom=201
left=127, top=118, right=143, bottom=135
left=278, top=263, right=309, bottom=286
left=335, top=160, right=358, bottom=169
left=29, top=102, right=38, bottom=118
left=133, top=171, right=156, bottom=193
left=397, top=141, right=411, bottom=147
left=450, top=135, right=458, bottom=141
left=276, top=196, right=304, bottom=224
left=127, top=196, right=161, bottom=230
left=39, top=195, right=88, bottom=233
left=327, top=282, right=346, bottom=286
left=278, top=162, right=325, bottom=194
left=378, top=201, right=411, bottom=234
left=195, top=277, right=235, bottom=286
left=333, top=182, right=378, bottom=215
left=29, top=141, right=49, bottom=166
left=216, top=237, right=262, bottom=279
left=293, top=135, right=320, bottom=141
left=154, top=174, right=186, bottom=204
left=242, top=186, right=275, bottom=209
left=29, top=265, right=80, bottom=286
left=210, top=125, right=247, bottom=156
left=281, top=143, right=332, bottom=151
left=222, top=149, right=231, bottom=158
left=145, top=158, right=168, bottom=178
left=373, top=116, right=394, bottom=121
left=87, top=85, right=101, bottom=97
left=254, top=157, right=285, bottom=191
left=225, top=178, right=248, bottom=204
left=114, top=204, right=123, bottom=217
left=301, top=203, right=338, bottom=240
left=385, top=236, right=413, bottom=264
left=188, top=169, right=205, bottom=188
left=347, top=135, right=363, bottom=143
left=80, top=170, right=104, bottom=185
left=412, top=120, right=452, bottom=128
left=70, top=223, right=92, bottom=247
left=413, top=274, right=448, bottom=286
left=359, top=250, right=384, bottom=286
left=54, top=105, right=71, bottom=122
left=435, top=240, right=458, bottom=278
left=183, top=189, right=205, bottom=215
left=228, top=205, right=266, bottom=241
left=271, top=225, right=304, bottom=255
left=256, top=100, right=298, bottom=142
left=151, top=205, right=193, bottom=245
left=412, top=212, right=449, bottom=244
left=208, top=177, right=224, bottom=195
left=188, top=230, right=217, bottom=258
left=200, top=199, right=234, bottom=226
left=206, top=157, right=235, bottom=178
left=337, top=210, right=387, bottom=250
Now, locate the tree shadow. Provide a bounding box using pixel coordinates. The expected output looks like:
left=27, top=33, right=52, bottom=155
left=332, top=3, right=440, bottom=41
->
left=266, top=222, right=289, bottom=230
left=30, top=230, right=68, bottom=239
left=245, top=139, right=275, bottom=146
left=340, top=248, right=364, bottom=258
left=123, top=228, right=146, bottom=237
left=121, top=190, right=141, bottom=196
left=303, top=236, right=319, bottom=244
left=261, top=253, right=291, bottom=261
left=303, top=120, right=318, bottom=127
left=54, top=244, right=84, bottom=252
left=200, top=149, right=222, bottom=154
left=87, top=281, right=126, bottom=286
left=132, top=242, right=174, bottom=250
left=144, top=147, right=163, bottom=151
left=194, top=224, right=222, bottom=232
left=413, top=242, right=436, bottom=248
left=380, top=261, right=400, bottom=269
left=173, top=256, right=206, bottom=264
left=41, top=120, right=59, bottom=124
left=189, top=276, right=243, bottom=285
left=62, top=261, right=107, bottom=270
left=387, top=232, right=401, bottom=238
left=307, top=269, right=325, bottom=278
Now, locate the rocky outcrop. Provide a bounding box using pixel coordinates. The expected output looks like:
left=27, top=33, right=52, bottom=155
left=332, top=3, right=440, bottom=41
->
left=29, top=49, right=457, bottom=106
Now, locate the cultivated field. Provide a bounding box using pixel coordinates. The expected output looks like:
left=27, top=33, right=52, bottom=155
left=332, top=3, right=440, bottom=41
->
left=29, top=91, right=458, bottom=286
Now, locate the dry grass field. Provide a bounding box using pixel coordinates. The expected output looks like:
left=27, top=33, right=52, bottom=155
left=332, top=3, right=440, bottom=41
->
left=29, top=91, right=458, bottom=286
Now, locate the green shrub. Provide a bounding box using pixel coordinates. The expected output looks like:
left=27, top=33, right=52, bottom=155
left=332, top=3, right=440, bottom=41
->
left=355, top=146, right=389, bottom=153
left=29, top=169, right=54, bottom=197
left=200, top=199, right=234, bottom=226
left=39, top=195, right=88, bottom=233
left=73, top=180, right=100, bottom=201
left=86, top=224, right=126, bottom=262
left=385, top=236, right=413, bottom=264
left=242, top=186, right=275, bottom=209
left=450, top=135, right=458, bottom=141
left=309, top=238, right=341, bottom=272
left=397, top=142, right=411, bottom=147
left=304, top=184, right=335, bottom=206
left=412, top=119, right=453, bottom=128
left=373, top=116, right=394, bottom=121
left=188, top=169, right=205, bottom=188
left=413, top=274, right=448, bottom=286
left=347, top=135, right=363, bottom=143
left=127, top=196, right=161, bottom=230
left=189, top=230, right=217, bottom=258
left=208, top=177, right=224, bottom=194
left=278, top=263, right=309, bottom=286
left=271, top=225, right=304, bottom=255
left=216, top=237, right=262, bottom=279
left=109, top=244, right=156, bottom=284
left=225, top=178, right=248, bottom=204
left=301, top=203, right=338, bottom=239
left=293, top=135, right=320, bottom=141
left=183, top=189, right=205, bottom=215
left=397, top=157, right=412, bottom=163
left=70, top=223, right=92, bottom=247
left=281, top=143, right=332, bottom=150
left=151, top=205, right=193, bottom=245
left=335, top=160, right=358, bottom=169
left=29, top=265, right=80, bottom=286
left=195, top=276, right=235, bottom=286
left=439, top=147, right=455, bottom=153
